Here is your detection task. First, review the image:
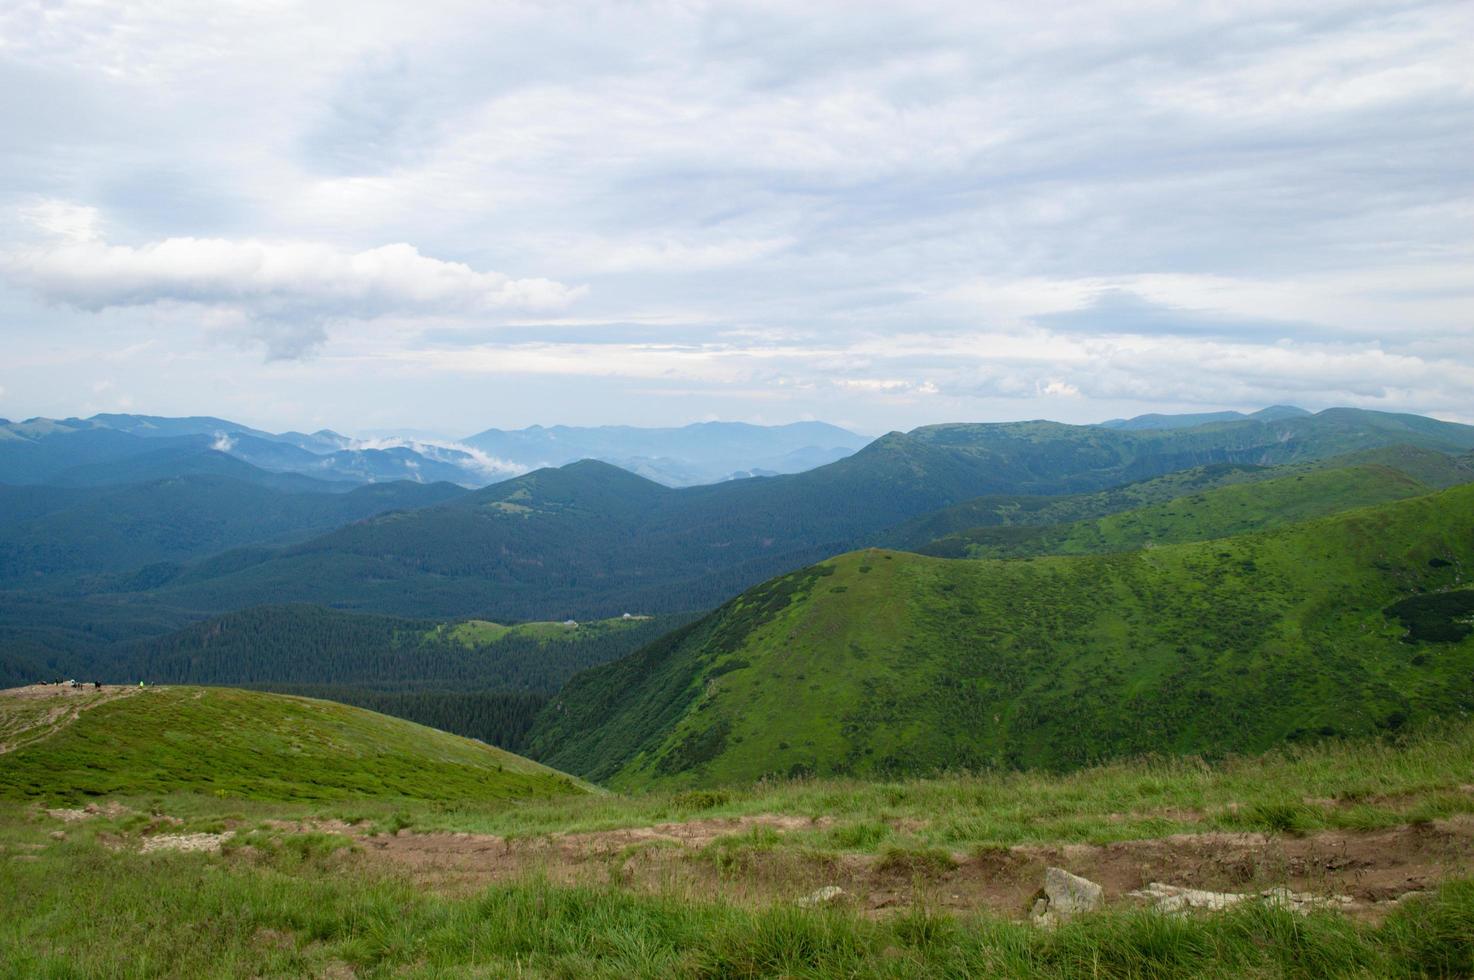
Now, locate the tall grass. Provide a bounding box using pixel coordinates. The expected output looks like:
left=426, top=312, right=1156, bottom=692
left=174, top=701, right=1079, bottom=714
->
left=374, top=719, right=1474, bottom=851
left=0, top=839, right=1468, bottom=978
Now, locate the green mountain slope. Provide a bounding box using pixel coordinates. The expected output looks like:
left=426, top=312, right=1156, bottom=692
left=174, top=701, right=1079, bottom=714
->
left=130, top=410, right=1474, bottom=620
left=0, top=685, right=584, bottom=803
left=529, top=484, right=1474, bottom=788
left=905, top=407, right=1474, bottom=494
left=917, top=462, right=1435, bottom=559
left=881, top=446, right=1473, bottom=552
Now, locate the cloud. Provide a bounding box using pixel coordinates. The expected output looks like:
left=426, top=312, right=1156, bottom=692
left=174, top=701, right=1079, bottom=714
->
left=0, top=0, right=1470, bottom=428
left=1032, top=289, right=1311, bottom=341
left=210, top=431, right=237, bottom=452
left=348, top=435, right=526, bottom=481
left=18, top=199, right=102, bottom=243
left=1, top=235, right=583, bottom=359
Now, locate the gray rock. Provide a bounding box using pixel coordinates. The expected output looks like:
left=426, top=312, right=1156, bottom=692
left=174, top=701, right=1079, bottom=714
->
left=1043, top=867, right=1104, bottom=915
left=798, top=886, right=846, bottom=907
left=1030, top=868, right=1104, bottom=927
left=1128, top=883, right=1249, bottom=913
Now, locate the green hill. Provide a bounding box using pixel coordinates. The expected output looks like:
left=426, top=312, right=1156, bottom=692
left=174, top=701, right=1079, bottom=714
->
left=916, top=462, right=1437, bottom=559
left=529, top=484, right=1474, bottom=788
left=0, top=685, right=585, bottom=803
left=880, top=446, right=1474, bottom=552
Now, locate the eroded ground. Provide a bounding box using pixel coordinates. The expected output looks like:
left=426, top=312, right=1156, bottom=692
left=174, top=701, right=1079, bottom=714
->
left=307, top=811, right=1472, bottom=922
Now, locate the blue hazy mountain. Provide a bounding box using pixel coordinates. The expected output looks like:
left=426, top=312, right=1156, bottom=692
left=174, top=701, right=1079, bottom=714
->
left=461, top=420, right=871, bottom=486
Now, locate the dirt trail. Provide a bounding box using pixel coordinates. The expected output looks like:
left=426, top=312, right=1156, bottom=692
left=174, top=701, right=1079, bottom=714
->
left=0, top=684, right=142, bottom=755
left=347, top=812, right=1474, bottom=921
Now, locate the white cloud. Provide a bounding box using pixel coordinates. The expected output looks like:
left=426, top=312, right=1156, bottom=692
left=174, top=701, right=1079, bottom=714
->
left=1, top=235, right=583, bottom=359
left=348, top=435, right=525, bottom=481
left=0, top=0, right=1470, bottom=428
left=2, top=236, right=580, bottom=315
left=19, top=199, right=102, bottom=243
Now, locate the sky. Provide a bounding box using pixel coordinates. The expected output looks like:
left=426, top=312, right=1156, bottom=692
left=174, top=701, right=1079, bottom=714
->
left=0, top=0, right=1470, bottom=437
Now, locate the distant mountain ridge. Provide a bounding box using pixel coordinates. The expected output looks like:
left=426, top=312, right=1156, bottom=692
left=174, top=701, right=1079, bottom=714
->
left=104, top=407, right=1474, bottom=622
left=460, top=420, right=871, bottom=486
left=1099, top=405, right=1311, bottom=430
left=0, top=414, right=871, bottom=490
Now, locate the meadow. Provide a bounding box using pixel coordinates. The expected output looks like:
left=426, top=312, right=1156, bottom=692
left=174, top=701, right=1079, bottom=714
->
left=3, top=693, right=1472, bottom=977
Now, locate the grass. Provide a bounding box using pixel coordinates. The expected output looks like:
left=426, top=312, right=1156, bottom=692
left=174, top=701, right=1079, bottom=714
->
left=360, top=717, right=1474, bottom=848
left=532, top=483, right=1474, bottom=788
left=2, top=705, right=1473, bottom=975
left=0, top=686, right=585, bottom=804
left=0, top=814, right=1468, bottom=978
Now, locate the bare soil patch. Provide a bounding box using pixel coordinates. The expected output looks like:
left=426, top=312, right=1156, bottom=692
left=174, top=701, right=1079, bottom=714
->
left=350, top=813, right=1474, bottom=922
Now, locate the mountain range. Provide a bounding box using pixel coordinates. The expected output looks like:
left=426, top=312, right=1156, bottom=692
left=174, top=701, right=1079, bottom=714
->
left=74, top=406, right=1474, bottom=623
left=5, top=403, right=1474, bottom=787
left=0, top=414, right=871, bottom=490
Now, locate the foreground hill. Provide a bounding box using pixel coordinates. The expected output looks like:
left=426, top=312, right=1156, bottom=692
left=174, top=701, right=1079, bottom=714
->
left=530, top=484, right=1474, bottom=787
left=123, top=409, right=1474, bottom=620
left=0, top=684, right=584, bottom=803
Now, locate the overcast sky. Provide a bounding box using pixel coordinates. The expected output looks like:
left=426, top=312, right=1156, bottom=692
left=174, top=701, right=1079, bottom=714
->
left=1, top=0, right=1470, bottom=436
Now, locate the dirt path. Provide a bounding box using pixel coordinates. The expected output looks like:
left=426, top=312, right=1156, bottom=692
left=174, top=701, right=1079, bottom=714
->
left=0, top=684, right=141, bottom=755
left=350, top=813, right=1474, bottom=921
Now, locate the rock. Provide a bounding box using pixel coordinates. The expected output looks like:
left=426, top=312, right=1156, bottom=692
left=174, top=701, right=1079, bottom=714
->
left=798, top=886, right=846, bottom=907
left=139, top=831, right=235, bottom=854
left=1129, top=882, right=1353, bottom=916
left=1128, top=883, right=1250, bottom=914
left=1260, top=886, right=1354, bottom=913
left=1043, top=867, right=1103, bottom=915
left=48, top=831, right=66, bottom=841
left=1030, top=868, right=1104, bottom=928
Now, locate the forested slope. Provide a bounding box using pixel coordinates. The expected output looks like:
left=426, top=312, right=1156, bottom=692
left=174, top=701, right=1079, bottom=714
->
left=130, top=410, right=1474, bottom=620
left=530, top=484, right=1474, bottom=788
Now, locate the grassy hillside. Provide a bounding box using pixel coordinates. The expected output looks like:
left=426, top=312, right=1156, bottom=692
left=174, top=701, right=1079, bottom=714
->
left=3, top=689, right=1473, bottom=975
left=917, top=462, right=1434, bottom=559
left=530, top=484, right=1474, bottom=788
left=880, top=445, right=1473, bottom=552
left=906, top=407, right=1474, bottom=494
left=0, top=685, right=584, bottom=803
left=6, top=701, right=1472, bottom=975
